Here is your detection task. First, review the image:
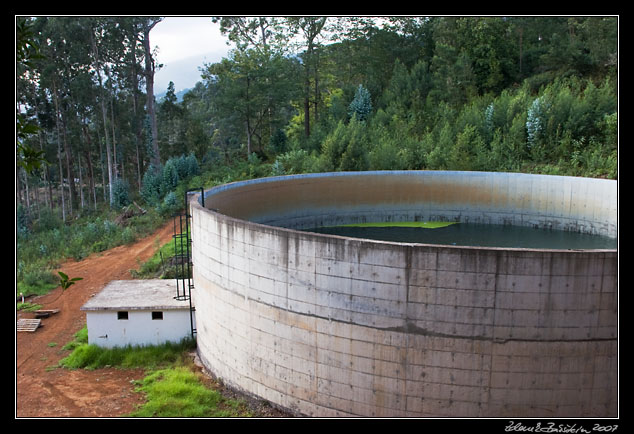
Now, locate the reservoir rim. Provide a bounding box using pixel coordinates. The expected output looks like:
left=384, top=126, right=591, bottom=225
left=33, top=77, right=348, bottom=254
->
left=198, top=171, right=617, bottom=254
left=198, top=202, right=617, bottom=254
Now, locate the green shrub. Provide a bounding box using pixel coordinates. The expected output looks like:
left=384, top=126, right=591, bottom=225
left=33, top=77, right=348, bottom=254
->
left=141, top=154, right=201, bottom=209
left=161, top=191, right=182, bottom=216
left=163, top=159, right=180, bottom=190
left=268, top=128, right=288, bottom=155
left=274, top=149, right=312, bottom=174
left=270, top=159, right=286, bottom=176
left=163, top=154, right=200, bottom=190
left=32, top=208, right=64, bottom=232
left=121, top=226, right=136, bottom=244
left=18, top=267, right=58, bottom=296
left=141, top=164, right=166, bottom=207
left=67, top=234, right=90, bottom=260
left=17, top=204, right=30, bottom=238
left=111, top=178, right=131, bottom=209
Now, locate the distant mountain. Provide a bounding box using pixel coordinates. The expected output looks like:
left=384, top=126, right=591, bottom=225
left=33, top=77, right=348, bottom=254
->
left=154, top=49, right=226, bottom=101
left=155, top=87, right=192, bottom=103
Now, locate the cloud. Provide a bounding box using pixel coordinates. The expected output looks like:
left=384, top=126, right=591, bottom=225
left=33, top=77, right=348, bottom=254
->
left=152, top=17, right=231, bottom=64
left=152, top=17, right=232, bottom=93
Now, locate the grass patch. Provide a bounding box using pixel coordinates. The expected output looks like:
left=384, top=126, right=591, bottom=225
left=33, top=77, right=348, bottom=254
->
left=127, top=366, right=253, bottom=417
left=337, top=221, right=458, bottom=229
left=17, top=302, right=43, bottom=312
left=62, top=326, right=88, bottom=351
left=17, top=268, right=59, bottom=297
left=59, top=335, right=196, bottom=370
left=58, top=326, right=252, bottom=417
left=130, top=229, right=190, bottom=279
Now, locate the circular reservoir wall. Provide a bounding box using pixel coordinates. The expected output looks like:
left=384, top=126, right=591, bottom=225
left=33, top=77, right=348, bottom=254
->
left=189, top=171, right=618, bottom=417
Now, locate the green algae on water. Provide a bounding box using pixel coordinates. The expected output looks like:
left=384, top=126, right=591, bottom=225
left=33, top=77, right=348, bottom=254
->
left=306, top=222, right=617, bottom=250
left=336, top=221, right=457, bottom=229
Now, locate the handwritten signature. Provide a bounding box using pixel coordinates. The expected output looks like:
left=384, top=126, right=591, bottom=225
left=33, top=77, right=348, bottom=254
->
left=505, top=421, right=618, bottom=433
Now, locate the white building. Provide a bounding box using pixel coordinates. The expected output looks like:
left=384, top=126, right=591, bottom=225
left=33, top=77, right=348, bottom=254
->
left=81, top=279, right=195, bottom=348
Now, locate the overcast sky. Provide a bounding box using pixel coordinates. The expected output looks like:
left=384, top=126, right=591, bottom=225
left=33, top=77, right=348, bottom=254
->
left=151, top=16, right=233, bottom=94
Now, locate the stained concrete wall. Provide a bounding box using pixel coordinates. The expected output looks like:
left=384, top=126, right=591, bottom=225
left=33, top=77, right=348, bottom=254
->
left=190, top=171, right=617, bottom=417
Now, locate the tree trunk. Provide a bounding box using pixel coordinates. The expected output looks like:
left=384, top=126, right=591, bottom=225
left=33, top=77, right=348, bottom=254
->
left=22, top=170, right=31, bottom=216
left=38, top=112, right=53, bottom=211
left=82, top=123, right=97, bottom=210
left=100, top=92, right=114, bottom=206
left=143, top=19, right=162, bottom=167
left=304, top=70, right=311, bottom=137
left=518, top=26, right=524, bottom=76
left=57, top=138, right=66, bottom=222
left=109, top=85, right=119, bottom=180
left=16, top=166, right=22, bottom=207
left=46, top=164, right=54, bottom=211
left=97, top=128, right=107, bottom=202
left=51, top=82, right=67, bottom=221
left=131, top=66, right=144, bottom=190
left=294, top=17, right=327, bottom=138
left=314, top=50, right=320, bottom=124
left=51, top=82, right=76, bottom=215
left=77, top=145, right=84, bottom=209
left=32, top=102, right=52, bottom=211
left=90, top=29, right=115, bottom=206
left=246, top=121, right=252, bottom=155
left=60, top=110, right=76, bottom=215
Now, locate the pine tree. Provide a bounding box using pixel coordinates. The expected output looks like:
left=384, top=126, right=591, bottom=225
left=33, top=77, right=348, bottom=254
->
left=348, top=84, right=373, bottom=121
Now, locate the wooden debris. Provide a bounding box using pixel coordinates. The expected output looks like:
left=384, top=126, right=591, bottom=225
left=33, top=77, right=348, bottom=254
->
left=17, top=319, right=42, bottom=332
left=115, top=201, right=147, bottom=226
left=33, top=309, right=60, bottom=319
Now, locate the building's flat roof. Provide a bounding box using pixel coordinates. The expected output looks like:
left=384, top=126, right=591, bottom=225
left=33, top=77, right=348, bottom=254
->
left=81, top=279, right=193, bottom=311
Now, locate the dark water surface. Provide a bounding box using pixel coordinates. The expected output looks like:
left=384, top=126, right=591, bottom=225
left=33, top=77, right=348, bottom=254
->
left=304, top=223, right=617, bottom=250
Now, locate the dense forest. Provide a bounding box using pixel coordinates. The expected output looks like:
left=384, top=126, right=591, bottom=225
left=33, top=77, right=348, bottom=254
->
left=16, top=16, right=618, bottom=294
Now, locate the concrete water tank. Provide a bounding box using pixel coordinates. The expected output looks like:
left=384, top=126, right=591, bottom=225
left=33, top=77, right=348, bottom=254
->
left=189, top=171, right=618, bottom=417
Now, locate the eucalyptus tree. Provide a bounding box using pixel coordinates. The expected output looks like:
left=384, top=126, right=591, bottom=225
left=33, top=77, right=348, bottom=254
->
left=34, top=16, right=99, bottom=216
left=82, top=17, right=120, bottom=206
left=84, top=17, right=162, bottom=205
left=114, top=17, right=158, bottom=189
left=16, top=17, right=46, bottom=176
left=212, top=17, right=285, bottom=53
left=212, top=17, right=303, bottom=153
left=284, top=17, right=329, bottom=138
left=204, top=47, right=300, bottom=157
left=140, top=17, right=163, bottom=167
left=16, top=77, right=57, bottom=214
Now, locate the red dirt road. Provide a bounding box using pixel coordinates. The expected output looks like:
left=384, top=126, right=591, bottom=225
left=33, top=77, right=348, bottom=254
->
left=16, top=222, right=175, bottom=418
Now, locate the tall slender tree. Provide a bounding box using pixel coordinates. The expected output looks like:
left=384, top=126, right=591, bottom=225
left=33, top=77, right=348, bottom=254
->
left=141, top=17, right=163, bottom=167
left=89, top=19, right=117, bottom=206
left=285, top=17, right=328, bottom=137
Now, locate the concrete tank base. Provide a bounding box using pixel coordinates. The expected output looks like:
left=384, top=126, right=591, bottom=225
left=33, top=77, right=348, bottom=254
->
left=190, top=171, right=618, bottom=417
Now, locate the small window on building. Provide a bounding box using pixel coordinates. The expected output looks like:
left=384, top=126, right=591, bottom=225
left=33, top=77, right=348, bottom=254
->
left=117, top=311, right=128, bottom=320
left=152, top=311, right=163, bottom=320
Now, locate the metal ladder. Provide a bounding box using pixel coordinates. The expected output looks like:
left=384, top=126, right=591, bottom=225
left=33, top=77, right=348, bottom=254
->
left=172, top=188, right=204, bottom=339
